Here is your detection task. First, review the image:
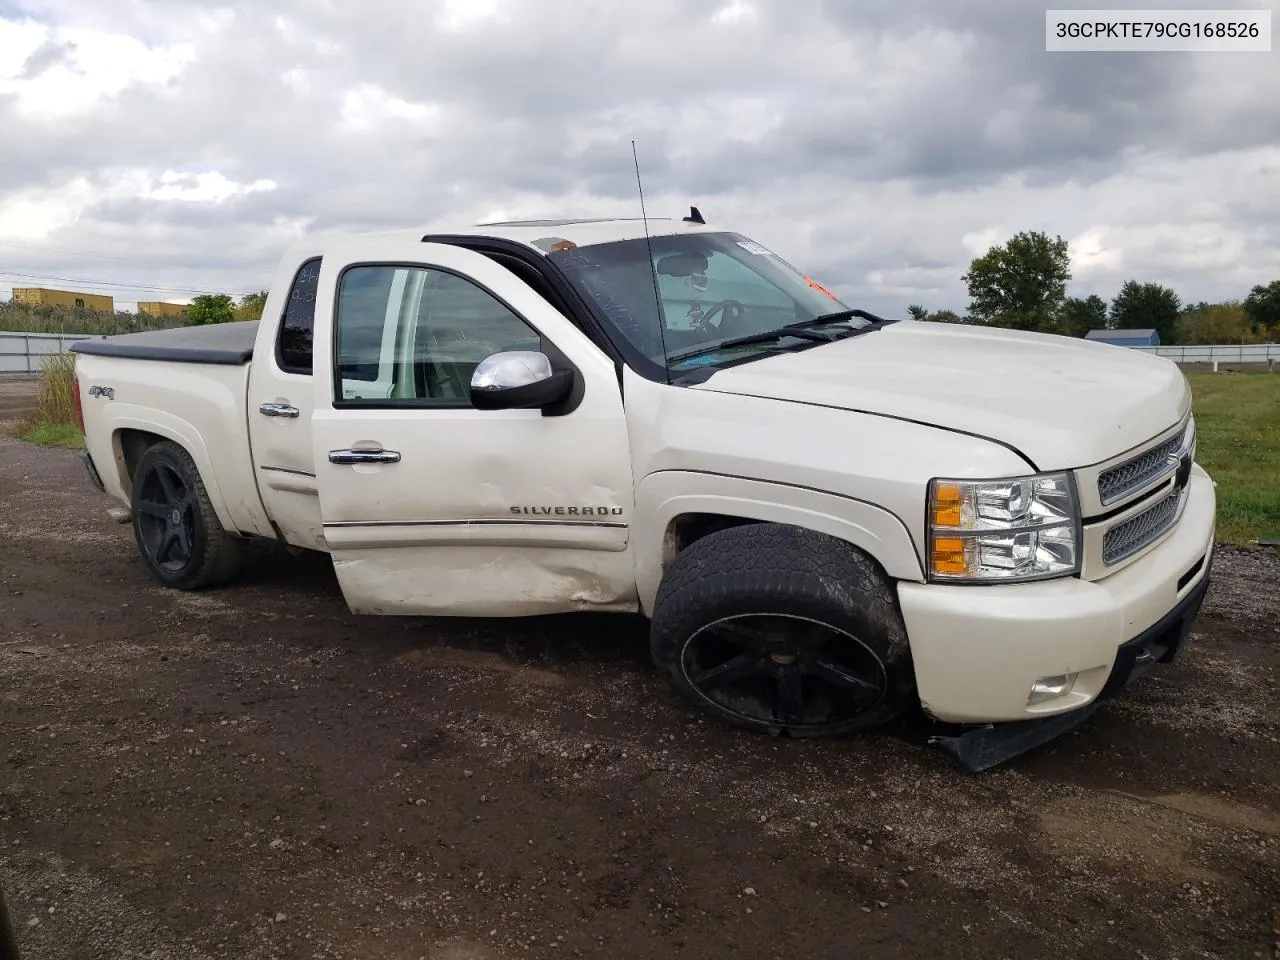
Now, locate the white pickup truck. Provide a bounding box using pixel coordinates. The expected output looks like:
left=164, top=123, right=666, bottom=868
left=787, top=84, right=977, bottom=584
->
left=70, top=213, right=1216, bottom=769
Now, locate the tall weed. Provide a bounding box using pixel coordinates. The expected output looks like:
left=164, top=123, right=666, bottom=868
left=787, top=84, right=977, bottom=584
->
left=0, top=300, right=186, bottom=335
left=34, top=352, right=79, bottom=427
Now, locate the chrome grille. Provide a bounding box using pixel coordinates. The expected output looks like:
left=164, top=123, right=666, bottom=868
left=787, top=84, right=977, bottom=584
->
left=1097, top=425, right=1186, bottom=505
left=1102, top=489, right=1182, bottom=565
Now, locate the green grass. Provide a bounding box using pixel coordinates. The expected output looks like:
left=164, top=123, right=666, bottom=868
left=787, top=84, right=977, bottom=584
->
left=19, top=421, right=85, bottom=449
left=11, top=352, right=85, bottom=450
left=1186, top=371, right=1280, bottom=544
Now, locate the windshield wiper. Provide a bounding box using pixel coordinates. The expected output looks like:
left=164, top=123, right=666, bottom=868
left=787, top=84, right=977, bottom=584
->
left=667, top=310, right=897, bottom=366
left=667, top=327, right=834, bottom=364
left=792, top=308, right=893, bottom=328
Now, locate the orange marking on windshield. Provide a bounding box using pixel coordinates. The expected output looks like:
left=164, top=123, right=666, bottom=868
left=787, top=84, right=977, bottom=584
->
left=804, top=275, right=840, bottom=301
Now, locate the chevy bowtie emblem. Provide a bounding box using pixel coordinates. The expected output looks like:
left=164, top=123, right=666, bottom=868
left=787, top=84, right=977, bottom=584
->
left=1169, top=450, right=1192, bottom=489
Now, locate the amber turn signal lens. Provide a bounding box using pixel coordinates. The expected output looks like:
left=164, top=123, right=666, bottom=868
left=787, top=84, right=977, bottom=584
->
left=932, top=482, right=964, bottom=528
left=931, top=537, right=970, bottom=576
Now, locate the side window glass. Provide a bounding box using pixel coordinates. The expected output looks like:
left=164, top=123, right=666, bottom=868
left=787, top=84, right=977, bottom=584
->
left=335, top=265, right=542, bottom=405
left=277, top=257, right=321, bottom=374
left=335, top=266, right=396, bottom=385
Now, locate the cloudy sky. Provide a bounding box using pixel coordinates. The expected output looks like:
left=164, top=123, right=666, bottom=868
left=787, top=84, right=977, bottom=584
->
left=0, top=0, right=1277, bottom=316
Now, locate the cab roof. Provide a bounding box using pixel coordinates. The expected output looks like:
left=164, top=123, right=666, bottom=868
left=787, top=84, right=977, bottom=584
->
left=357, top=215, right=725, bottom=255
left=274, top=214, right=728, bottom=273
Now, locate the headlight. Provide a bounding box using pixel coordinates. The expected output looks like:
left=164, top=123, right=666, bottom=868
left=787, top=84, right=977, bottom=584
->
left=927, top=473, right=1081, bottom=583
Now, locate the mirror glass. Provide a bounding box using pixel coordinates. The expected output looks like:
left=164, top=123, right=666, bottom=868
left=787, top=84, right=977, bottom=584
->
left=471, top=351, right=554, bottom=391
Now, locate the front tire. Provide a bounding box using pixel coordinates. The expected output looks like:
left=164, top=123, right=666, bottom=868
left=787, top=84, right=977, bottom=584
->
left=650, top=523, right=916, bottom=736
left=130, top=440, right=245, bottom=590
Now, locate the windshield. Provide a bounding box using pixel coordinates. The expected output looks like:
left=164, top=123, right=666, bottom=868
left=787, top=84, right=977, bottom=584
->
left=545, top=232, right=871, bottom=374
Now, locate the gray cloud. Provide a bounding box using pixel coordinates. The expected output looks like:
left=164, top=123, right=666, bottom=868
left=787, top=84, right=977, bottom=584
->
left=0, top=0, right=1277, bottom=316
left=16, top=35, right=74, bottom=78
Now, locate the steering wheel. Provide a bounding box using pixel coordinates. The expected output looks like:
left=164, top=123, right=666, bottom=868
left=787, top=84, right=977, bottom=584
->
left=696, top=299, right=747, bottom=334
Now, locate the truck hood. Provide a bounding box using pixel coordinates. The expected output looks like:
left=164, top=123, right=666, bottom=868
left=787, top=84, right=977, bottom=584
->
left=691, top=320, right=1190, bottom=471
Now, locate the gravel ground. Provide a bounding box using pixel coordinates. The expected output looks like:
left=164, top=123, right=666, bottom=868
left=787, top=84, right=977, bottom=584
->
left=1, top=434, right=1278, bottom=960
left=0, top=377, right=40, bottom=421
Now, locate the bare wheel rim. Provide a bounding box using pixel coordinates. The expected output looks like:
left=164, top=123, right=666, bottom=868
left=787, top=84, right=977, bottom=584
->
left=135, top=461, right=196, bottom=573
left=678, top=612, right=888, bottom=730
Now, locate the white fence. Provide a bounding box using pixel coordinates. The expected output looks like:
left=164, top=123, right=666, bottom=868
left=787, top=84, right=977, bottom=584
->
left=0, top=331, right=99, bottom=375
left=1132, top=343, right=1280, bottom=364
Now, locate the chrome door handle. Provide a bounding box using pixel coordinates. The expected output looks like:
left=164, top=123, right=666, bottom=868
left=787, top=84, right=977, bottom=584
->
left=260, top=402, right=300, bottom=418
left=328, top=448, right=401, bottom=465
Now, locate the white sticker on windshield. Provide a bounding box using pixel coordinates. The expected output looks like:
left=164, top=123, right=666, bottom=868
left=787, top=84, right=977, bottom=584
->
left=736, top=240, right=773, bottom=256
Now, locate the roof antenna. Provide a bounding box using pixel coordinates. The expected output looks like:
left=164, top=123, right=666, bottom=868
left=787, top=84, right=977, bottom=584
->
left=683, top=205, right=705, bottom=224
left=631, top=139, right=671, bottom=385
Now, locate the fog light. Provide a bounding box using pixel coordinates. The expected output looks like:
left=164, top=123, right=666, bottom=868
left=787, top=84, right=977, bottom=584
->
left=1028, top=673, right=1077, bottom=705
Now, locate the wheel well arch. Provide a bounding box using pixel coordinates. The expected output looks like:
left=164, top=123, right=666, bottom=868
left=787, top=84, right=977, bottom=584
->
left=635, top=472, right=925, bottom=618
left=115, top=428, right=169, bottom=487
left=661, top=512, right=897, bottom=583
left=661, top=512, right=760, bottom=568
left=108, top=427, right=237, bottom=534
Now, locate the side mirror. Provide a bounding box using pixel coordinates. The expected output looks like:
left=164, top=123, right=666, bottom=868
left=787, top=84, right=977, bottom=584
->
left=470, top=351, right=575, bottom=412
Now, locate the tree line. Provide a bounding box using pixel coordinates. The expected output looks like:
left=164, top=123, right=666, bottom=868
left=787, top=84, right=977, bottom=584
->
left=907, top=230, right=1280, bottom=345
left=186, top=291, right=268, bottom=325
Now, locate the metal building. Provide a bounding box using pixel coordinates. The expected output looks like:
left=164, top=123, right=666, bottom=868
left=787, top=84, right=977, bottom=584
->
left=137, top=301, right=190, bottom=319
left=11, top=287, right=115, bottom=312
left=1084, top=328, right=1161, bottom=347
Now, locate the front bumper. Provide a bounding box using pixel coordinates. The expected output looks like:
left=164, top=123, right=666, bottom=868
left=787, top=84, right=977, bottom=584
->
left=1100, top=559, right=1209, bottom=695
left=897, top=465, right=1216, bottom=724
left=927, top=568, right=1210, bottom=772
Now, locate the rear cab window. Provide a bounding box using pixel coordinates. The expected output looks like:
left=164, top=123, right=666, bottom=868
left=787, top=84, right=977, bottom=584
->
left=277, top=257, right=321, bottom=374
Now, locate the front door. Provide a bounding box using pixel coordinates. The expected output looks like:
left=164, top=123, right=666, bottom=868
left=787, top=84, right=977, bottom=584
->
left=309, top=239, right=637, bottom=617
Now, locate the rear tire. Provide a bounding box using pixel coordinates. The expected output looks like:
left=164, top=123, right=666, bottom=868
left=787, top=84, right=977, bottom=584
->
left=650, top=523, right=915, bottom=736
left=130, top=440, right=245, bottom=590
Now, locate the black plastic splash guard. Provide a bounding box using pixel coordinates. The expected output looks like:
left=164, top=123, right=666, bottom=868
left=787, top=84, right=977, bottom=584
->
left=929, top=561, right=1211, bottom=773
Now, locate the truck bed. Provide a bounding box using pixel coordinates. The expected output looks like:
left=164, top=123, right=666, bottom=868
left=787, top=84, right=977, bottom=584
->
left=70, top=321, right=259, bottom=365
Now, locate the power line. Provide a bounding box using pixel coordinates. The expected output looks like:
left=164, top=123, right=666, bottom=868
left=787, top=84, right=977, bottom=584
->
left=0, top=238, right=274, bottom=275
left=0, top=270, right=259, bottom=297
left=1, top=269, right=255, bottom=294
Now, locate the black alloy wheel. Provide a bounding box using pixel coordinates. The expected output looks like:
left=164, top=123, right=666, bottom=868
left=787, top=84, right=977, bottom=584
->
left=680, top=612, right=888, bottom=731
left=129, top=441, right=245, bottom=590
left=134, top=459, right=197, bottom=574
left=650, top=523, right=916, bottom=737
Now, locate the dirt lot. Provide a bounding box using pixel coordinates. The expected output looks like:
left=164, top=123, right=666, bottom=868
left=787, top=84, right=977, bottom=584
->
left=1, top=435, right=1278, bottom=960
left=0, top=377, right=39, bottom=422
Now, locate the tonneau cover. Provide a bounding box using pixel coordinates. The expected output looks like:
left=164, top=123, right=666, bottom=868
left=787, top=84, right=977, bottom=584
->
left=70, top=321, right=259, bottom=365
